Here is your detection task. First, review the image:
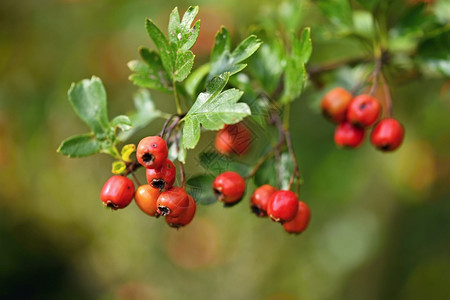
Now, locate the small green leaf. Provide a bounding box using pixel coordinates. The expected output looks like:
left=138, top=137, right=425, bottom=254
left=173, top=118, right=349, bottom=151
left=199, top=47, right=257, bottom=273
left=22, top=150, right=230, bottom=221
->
left=121, top=144, right=136, bottom=162
left=208, top=27, right=262, bottom=80
left=174, top=51, right=195, bottom=82
left=168, top=6, right=200, bottom=52
left=186, top=174, right=217, bottom=205
left=57, top=133, right=101, bottom=158
left=111, top=115, right=132, bottom=132
left=182, top=73, right=250, bottom=149
left=112, top=161, right=127, bottom=174
left=295, top=27, right=312, bottom=64
left=68, top=76, right=109, bottom=136
left=318, top=0, right=353, bottom=28
left=127, top=47, right=172, bottom=91
left=185, top=63, right=210, bottom=99
left=146, top=18, right=175, bottom=77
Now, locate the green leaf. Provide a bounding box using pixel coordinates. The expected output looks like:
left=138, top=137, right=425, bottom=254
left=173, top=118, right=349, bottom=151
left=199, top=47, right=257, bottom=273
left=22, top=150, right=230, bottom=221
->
left=110, top=115, right=132, bottom=132
left=318, top=0, right=353, bottom=28
left=186, top=174, right=217, bottom=205
left=208, top=27, right=262, bottom=80
left=280, top=28, right=312, bottom=104
left=68, top=76, right=109, bottom=136
left=57, top=133, right=101, bottom=158
left=355, top=0, right=378, bottom=11
left=146, top=18, right=175, bottom=77
left=168, top=6, right=201, bottom=52
left=174, top=51, right=195, bottom=82
left=182, top=73, right=250, bottom=149
left=127, top=47, right=172, bottom=92
left=185, top=63, right=210, bottom=99
left=254, top=156, right=277, bottom=187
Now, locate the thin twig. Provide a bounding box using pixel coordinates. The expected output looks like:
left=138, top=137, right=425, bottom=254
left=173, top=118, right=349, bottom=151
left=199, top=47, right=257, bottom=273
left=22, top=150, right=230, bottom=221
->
left=130, top=170, right=141, bottom=187
left=380, top=72, right=393, bottom=118
left=159, top=114, right=177, bottom=138
left=369, top=57, right=382, bottom=96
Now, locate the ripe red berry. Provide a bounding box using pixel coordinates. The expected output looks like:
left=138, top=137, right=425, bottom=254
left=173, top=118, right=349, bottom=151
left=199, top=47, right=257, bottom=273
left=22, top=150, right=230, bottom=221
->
left=250, top=184, right=277, bottom=217
left=136, top=136, right=168, bottom=169
left=334, top=122, right=365, bottom=148
left=146, top=159, right=176, bottom=190
left=215, top=123, right=252, bottom=155
left=370, top=118, right=405, bottom=151
left=100, top=175, right=135, bottom=210
left=212, top=171, right=246, bottom=207
left=156, top=186, right=189, bottom=217
left=321, top=87, right=353, bottom=123
left=165, top=195, right=196, bottom=228
left=283, top=201, right=311, bottom=234
left=267, top=190, right=299, bottom=223
left=347, top=94, right=381, bottom=127
left=134, top=184, right=161, bottom=217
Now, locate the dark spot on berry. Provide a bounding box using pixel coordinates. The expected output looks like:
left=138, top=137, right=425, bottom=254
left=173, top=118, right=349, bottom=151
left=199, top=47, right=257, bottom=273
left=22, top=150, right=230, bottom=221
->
left=152, top=143, right=157, bottom=148
left=251, top=205, right=265, bottom=217
left=142, top=153, right=154, bottom=163
left=151, top=179, right=166, bottom=190
left=157, top=205, right=170, bottom=216
left=359, top=103, right=367, bottom=110
left=380, top=144, right=391, bottom=151
left=105, top=201, right=119, bottom=210
left=213, top=188, right=222, bottom=198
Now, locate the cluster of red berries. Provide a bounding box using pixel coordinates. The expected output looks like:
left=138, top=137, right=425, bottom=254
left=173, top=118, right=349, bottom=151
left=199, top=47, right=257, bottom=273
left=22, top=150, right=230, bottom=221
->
left=100, top=136, right=196, bottom=228
left=321, top=87, right=404, bottom=151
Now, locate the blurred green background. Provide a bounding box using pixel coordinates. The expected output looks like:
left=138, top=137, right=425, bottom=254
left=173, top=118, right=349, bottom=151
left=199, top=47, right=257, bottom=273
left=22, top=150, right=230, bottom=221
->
left=1, top=0, right=449, bottom=299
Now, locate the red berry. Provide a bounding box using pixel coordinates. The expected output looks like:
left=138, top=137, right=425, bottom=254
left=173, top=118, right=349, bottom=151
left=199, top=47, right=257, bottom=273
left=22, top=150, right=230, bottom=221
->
left=370, top=118, right=405, bottom=151
left=134, top=184, right=161, bottom=217
left=100, top=175, right=135, bottom=210
left=267, top=190, right=299, bottom=223
left=136, top=136, right=168, bottom=169
left=283, top=201, right=311, bottom=234
left=250, top=184, right=277, bottom=217
left=146, top=159, right=176, bottom=191
left=165, top=195, right=196, bottom=228
left=156, top=186, right=189, bottom=217
left=215, top=123, right=252, bottom=155
left=212, top=171, right=246, bottom=206
left=321, top=87, right=353, bottom=123
left=347, top=94, right=381, bottom=127
left=334, top=122, right=365, bottom=148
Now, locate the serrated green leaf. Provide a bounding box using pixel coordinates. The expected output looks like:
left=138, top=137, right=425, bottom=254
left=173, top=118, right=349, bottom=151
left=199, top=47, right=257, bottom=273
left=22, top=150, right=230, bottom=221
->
left=168, top=6, right=200, bottom=52
left=174, top=51, right=195, bottom=82
left=295, top=27, right=312, bottom=64
left=57, top=133, right=101, bottom=158
left=111, top=115, right=132, bottom=132
left=127, top=47, right=172, bottom=91
left=112, top=161, right=127, bottom=174
left=186, top=174, right=217, bottom=205
left=185, top=63, right=210, bottom=99
left=208, top=27, right=262, bottom=80
left=146, top=18, right=175, bottom=77
left=118, top=89, right=161, bottom=141
left=68, top=76, right=109, bottom=136
left=318, top=0, right=353, bottom=28
left=182, top=73, right=250, bottom=149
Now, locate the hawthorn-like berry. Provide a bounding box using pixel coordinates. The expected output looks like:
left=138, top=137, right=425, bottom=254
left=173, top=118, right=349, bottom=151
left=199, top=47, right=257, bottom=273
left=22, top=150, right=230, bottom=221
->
left=136, top=136, right=168, bottom=169
left=146, top=159, right=176, bottom=190
left=371, top=118, right=405, bottom=151
left=347, top=94, right=381, bottom=127
left=212, top=171, right=246, bottom=207
left=283, top=201, right=311, bottom=234
left=215, top=123, right=252, bottom=155
left=267, top=190, right=299, bottom=223
left=100, top=175, right=135, bottom=210
left=157, top=186, right=189, bottom=217
left=321, top=87, right=354, bottom=123
left=334, top=122, right=365, bottom=148
left=134, top=184, right=161, bottom=217
left=165, top=195, right=196, bottom=228
left=250, top=184, right=277, bottom=217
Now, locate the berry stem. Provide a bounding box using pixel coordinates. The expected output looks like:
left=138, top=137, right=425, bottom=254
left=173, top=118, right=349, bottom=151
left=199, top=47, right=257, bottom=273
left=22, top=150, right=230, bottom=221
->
left=130, top=170, right=141, bottom=186
left=369, top=56, right=382, bottom=96
left=285, top=130, right=301, bottom=192
left=244, top=137, right=285, bottom=180
left=160, top=114, right=178, bottom=138
left=172, top=80, right=183, bottom=115
left=380, top=72, right=393, bottom=117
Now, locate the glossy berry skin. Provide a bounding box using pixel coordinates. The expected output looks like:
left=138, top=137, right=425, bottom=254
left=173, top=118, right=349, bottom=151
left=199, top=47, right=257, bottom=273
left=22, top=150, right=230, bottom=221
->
left=165, top=195, right=196, bottom=228
left=283, top=201, right=311, bottom=234
left=212, top=171, right=246, bottom=207
left=215, top=123, right=252, bottom=155
left=250, top=184, right=277, bottom=217
left=334, top=122, right=365, bottom=148
left=136, top=136, right=168, bottom=169
left=100, top=175, right=135, bottom=210
left=134, top=184, right=161, bottom=217
left=371, top=118, right=405, bottom=151
left=156, top=186, right=189, bottom=217
left=146, top=159, right=176, bottom=191
left=321, top=87, right=353, bottom=123
left=347, top=94, right=381, bottom=127
left=267, top=190, right=299, bottom=223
